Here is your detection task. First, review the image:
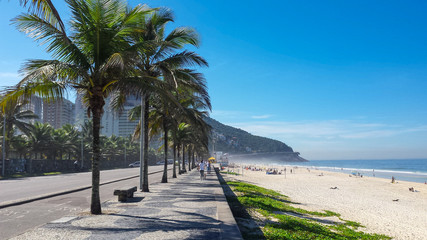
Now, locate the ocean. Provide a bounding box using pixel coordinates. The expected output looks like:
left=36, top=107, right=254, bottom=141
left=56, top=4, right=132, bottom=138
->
left=233, top=158, right=427, bottom=184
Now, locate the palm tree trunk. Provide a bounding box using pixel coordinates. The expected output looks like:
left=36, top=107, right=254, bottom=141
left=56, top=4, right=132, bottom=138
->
left=177, top=143, right=181, bottom=174
left=181, top=145, right=186, bottom=173
left=161, top=126, right=168, bottom=183
left=181, top=145, right=185, bottom=173
left=141, top=94, right=149, bottom=192
left=192, top=152, right=195, bottom=169
left=172, top=143, right=177, bottom=178
left=188, top=147, right=191, bottom=171
left=90, top=95, right=103, bottom=215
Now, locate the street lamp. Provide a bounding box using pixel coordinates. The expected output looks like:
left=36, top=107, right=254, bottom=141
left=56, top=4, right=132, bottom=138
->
left=81, top=130, right=84, bottom=169
left=124, top=144, right=127, bottom=167
left=75, top=125, right=84, bottom=169
left=2, top=115, right=6, bottom=176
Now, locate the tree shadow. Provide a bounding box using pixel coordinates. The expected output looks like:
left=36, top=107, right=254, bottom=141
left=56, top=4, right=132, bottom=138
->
left=57, top=210, right=222, bottom=239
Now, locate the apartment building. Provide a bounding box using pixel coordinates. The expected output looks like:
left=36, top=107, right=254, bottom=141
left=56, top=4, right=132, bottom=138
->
left=43, top=98, right=75, bottom=128
left=75, top=93, right=140, bottom=137
left=21, top=95, right=43, bottom=122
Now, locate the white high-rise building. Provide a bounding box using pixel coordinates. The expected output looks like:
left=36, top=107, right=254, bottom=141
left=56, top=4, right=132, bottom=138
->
left=22, top=95, right=43, bottom=122
left=75, top=93, right=140, bottom=137
left=74, top=93, right=89, bottom=127
left=101, top=95, right=140, bottom=137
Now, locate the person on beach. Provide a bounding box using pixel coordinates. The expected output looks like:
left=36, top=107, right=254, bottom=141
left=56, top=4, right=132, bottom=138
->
left=199, top=160, right=205, bottom=181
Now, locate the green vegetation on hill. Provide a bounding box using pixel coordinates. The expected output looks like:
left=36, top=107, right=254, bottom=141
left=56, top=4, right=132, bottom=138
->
left=205, top=117, right=293, bottom=153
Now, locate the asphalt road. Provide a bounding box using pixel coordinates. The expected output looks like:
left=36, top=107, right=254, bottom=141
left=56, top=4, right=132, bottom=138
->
left=0, top=165, right=172, bottom=240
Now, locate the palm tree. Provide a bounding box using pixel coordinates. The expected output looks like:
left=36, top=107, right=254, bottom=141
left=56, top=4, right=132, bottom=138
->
left=9, top=134, right=29, bottom=159
left=148, top=94, right=177, bottom=183
left=119, top=8, right=208, bottom=191
left=148, top=79, right=211, bottom=181
left=174, top=82, right=212, bottom=173
left=51, top=127, right=78, bottom=161
left=79, top=120, right=93, bottom=167
left=1, top=0, right=152, bottom=214
left=174, top=122, right=190, bottom=174
left=0, top=97, right=38, bottom=158
left=61, top=124, right=80, bottom=160
left=51, top=128, right=66, bottom=160
left=101, top=135, right=122, bottom=162
left=169, top=119, right=179, bottom=178
left=187, top=121, right=211, bottom=169
left=27, top=122, right=52, bottom=174
left=167, top=92, right=211, bottom=176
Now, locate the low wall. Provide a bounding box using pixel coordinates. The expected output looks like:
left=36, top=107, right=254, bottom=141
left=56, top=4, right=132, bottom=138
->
left=1, top=156, right=144, bottom=175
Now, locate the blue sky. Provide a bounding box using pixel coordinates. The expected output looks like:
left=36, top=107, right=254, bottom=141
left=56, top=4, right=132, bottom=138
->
left=1, top=0, right=427, bottom=160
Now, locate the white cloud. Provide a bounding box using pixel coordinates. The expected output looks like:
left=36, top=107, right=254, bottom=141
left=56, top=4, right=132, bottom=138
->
left=230, top=120, right=427, bottom=140
left=224, top=119, right=427, bottom=159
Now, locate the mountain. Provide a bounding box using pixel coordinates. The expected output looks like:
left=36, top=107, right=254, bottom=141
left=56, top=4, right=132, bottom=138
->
left=205, top=117, right=307, bottom=162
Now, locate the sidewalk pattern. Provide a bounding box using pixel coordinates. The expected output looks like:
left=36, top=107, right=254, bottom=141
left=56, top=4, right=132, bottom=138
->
left=10, top=169, right=242, bottom=240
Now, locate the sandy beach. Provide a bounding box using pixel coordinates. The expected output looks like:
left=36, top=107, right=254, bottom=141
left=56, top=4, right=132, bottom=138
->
left=222, top=164, right=427, bottom=240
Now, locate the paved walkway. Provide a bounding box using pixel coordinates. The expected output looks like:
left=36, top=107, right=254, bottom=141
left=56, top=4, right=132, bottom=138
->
left=10, top=168, right=242, bottom=240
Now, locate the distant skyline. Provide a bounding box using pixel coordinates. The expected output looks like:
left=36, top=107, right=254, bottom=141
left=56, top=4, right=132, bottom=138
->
left=1, top=1, right=427, bottom=160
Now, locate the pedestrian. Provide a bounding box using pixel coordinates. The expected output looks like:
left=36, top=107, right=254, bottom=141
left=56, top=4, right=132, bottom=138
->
left=199, top=160, right=205, bottom=181
left=74, top=160, right=79, bottom=172
left=207, top=161, right=211, bottom=174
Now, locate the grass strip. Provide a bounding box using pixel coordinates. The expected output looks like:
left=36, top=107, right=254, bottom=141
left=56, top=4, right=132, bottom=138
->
left=220, top=171, right=240, bottom=175
left=223, top=180, right=391, bottom=240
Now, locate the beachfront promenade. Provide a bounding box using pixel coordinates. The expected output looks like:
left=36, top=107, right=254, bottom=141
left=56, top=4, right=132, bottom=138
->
left=10, top=169, right=242, bottom=240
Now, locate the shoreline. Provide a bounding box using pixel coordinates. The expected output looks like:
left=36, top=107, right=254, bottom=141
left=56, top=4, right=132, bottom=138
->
left=222, top=163, right=427, bottom=240
left=228, top=159, right=427, bottom=184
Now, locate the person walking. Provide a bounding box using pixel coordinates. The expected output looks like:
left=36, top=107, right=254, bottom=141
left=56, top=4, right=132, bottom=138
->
left=199, top=160, right=206, bottom=181
left=74, top=160, right=79, bottom=172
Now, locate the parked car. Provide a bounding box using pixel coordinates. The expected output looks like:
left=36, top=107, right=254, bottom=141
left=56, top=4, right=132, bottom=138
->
left=156, top=159, right=174, bottom=165
left=129, top=161, right=140, bottom=168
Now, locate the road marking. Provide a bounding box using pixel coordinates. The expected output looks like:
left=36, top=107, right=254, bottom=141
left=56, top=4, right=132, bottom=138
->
left=50, top=216, right=77, bottom=223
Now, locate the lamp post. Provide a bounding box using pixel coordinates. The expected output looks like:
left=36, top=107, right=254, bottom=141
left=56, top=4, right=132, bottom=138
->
left=124, top=144, right=127, bottom=167
left=2, top=115, right=5, bottom=176
left=76, top=125, right=84, bottom=169
left=81, top=132, right=84, bottom=169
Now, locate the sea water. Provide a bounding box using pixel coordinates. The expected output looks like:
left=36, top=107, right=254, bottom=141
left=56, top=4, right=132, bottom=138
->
left=286, top=159, right=427, bottom=184
left=231, top=158, right=427, bottom=183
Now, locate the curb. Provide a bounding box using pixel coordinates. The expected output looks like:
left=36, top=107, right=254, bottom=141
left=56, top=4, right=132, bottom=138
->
left=214, top=167, right=243, bottom=240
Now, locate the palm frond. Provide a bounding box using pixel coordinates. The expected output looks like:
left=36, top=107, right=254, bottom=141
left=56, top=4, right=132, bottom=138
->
left=19, top=0, right=66, bottom=35
left=157, top=51, right=208, bottom=70
left=165, top=27, right=200, bottom=48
